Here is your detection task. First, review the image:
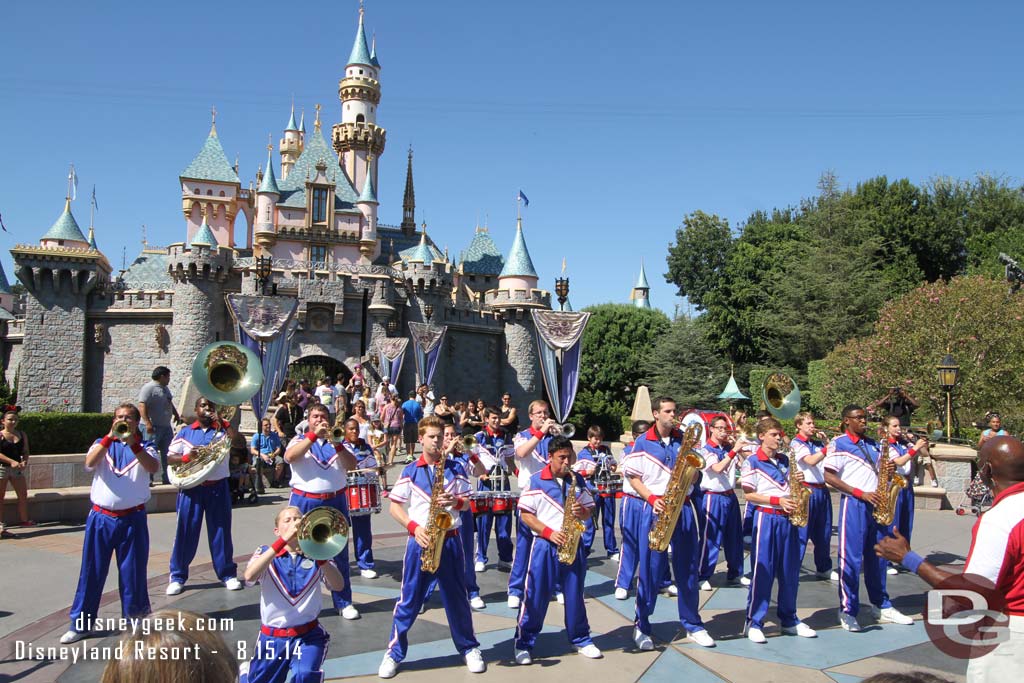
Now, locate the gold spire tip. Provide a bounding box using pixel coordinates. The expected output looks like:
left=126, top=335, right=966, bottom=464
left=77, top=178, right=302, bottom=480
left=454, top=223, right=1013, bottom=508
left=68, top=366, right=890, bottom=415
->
left=314, top=104, right=322, bottom=131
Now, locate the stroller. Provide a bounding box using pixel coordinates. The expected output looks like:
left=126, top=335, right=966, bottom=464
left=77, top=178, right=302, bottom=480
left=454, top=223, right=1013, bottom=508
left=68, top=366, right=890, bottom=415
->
left=956, top=472, right=993, bottom=518
left=229, top=442, right=259, bottom=505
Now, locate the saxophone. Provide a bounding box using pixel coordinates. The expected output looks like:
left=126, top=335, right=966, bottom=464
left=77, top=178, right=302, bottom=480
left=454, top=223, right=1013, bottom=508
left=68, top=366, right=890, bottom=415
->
left=786, top=445, right=810, bottom=528
left=648, top=423, right=703, bottom=552
left=872, top=439, right=907, bottom=526
left=420, top=455, right=456, bottom=573
left=557, top=475, right=586, bottom=564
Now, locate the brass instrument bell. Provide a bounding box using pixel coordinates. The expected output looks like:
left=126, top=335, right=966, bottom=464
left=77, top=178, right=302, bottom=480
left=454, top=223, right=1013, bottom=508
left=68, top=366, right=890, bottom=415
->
left=112, top=420, right=133, bottom=439
left=191, top=341, right=264, bottom=407
left=763, top=373, right=801, bottom=421
left=297, top=507, right=350, bottom=561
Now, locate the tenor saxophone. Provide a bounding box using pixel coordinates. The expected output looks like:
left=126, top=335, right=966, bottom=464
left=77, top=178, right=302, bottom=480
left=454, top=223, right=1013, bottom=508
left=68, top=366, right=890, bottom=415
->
left=420, top=455, right=455, bottom=573
left=786, top=446, right=810, bottom=528
left=872, top=439, right=906, bottom=526
left=648, top=423, right=703, bottom=552
left=557, top=475, right=586, bottom=564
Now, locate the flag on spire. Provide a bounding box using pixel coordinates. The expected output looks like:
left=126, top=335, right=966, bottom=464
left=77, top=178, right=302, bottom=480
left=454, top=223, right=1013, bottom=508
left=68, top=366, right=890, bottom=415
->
left=517, top=190, right=529, bottom=207
left=91, top=185, right=98, bottom=212
left=0, top=213, right=7, bottom=232
left=68, top=163, right=79, bottom=201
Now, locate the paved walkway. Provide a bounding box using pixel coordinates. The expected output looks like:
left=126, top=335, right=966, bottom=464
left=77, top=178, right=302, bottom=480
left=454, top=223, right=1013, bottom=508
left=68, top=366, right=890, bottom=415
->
left=0, top=491, right=976, bottom=683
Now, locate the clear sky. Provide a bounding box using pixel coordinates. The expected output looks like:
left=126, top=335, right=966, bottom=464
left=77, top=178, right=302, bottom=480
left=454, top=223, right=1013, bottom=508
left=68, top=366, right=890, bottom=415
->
left=3, top=0, right=1023, bottom=313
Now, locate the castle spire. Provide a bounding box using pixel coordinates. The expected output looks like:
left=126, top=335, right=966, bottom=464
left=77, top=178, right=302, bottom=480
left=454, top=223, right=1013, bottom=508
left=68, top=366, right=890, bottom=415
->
left=348, top=2, right=373, bottom=66
left=499, top=217, right=538, bottom=279
left=285, top=103, right=298, bottom=132
left=258, top=140, right=280, bottom=195
left=370, top=32, right=380, bottom=67
left=401, top=146, right=416, bottom=234
left=41, top=198, right=89, bottom=246
left=630, top=258, right=652, bottom=309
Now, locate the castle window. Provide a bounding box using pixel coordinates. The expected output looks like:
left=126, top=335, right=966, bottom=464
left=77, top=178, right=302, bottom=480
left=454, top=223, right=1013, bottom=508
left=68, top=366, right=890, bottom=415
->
left=206, top=190, right=212, bottom=196
left=356, top=114, right=365, bottom=123
left=193, top=187, right=200, bottom=194
left=359, top=69, right=363, bottom=75
left=312, top=188, right=329, bottom=223
left=310, top=244, right=328, bottom=265
left=219, top=190, right=225, bottom=197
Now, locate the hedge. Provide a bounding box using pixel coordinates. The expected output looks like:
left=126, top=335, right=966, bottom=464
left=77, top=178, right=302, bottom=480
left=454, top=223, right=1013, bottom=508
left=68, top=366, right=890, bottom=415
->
left=19, top=412, right=115, bottom=455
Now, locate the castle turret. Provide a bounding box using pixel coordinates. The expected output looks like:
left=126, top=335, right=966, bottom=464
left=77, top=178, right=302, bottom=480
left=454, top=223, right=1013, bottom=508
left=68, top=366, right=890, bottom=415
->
left=401, top=147, right=416, bottom=235
left=356, top=156, right=379, bottom=260
left=254, top=142, right=280, bottom=249
left=333, top=5, right=386, bottom=196
left=280, top=105, right=303, bottom=180
left=180, top=115, right=244, bottom=248
left=631, top=259, right=652, bottom=309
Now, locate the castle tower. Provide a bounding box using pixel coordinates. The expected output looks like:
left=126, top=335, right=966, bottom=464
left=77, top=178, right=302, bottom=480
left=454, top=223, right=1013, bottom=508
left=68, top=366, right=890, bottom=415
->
left=356, top=155, right=379, bottom=260
left=279, top=105, right=303, bottom=180
left=180, top=114, right=244, bottom=248
left=333, top=5, right=386, bottom=196
left=0, top=259, right=13, bottom=314
left=401, top=147, right=416, bottom=235
left=11, top=197, right=111, bottom=410
left=254, top=141, right=280, bottom=249
left=631, top=259, right=652, bottom=309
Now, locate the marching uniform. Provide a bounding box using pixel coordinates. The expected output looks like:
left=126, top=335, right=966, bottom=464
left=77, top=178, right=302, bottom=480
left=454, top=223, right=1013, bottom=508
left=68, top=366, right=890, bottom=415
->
left=824, top=431, right=893, bottom=618
left=342, top=438, right=377, bottom=572
left=509, top=427, right=552, bottom=600
left=168, top=421, right=238, bottom=585
left=790, top=434, right=834, bottom=574
left=615, top=441, right=640, bottom=592
left=67, top=437, right=156, bottom=634
left=623, top=426, right=705, bottom=637
left=888, top=437, right=917, bottom=548
left=287, top=434, right=354, bottom=610
left=697, top=439, right=744, bottom=583
left=241, top=546, right=332, bottom=683
left=514, top=466, right=597, bottom=653
left=577, top=444, right=619, bottom=558
left=741, top=437, right=761, bottom=540
left=384, top=457, right=479, bottom=663
left=425, top=445, right=484, bottom=603
left=475, top=427, right=514, bottom=566
left=741, top=447, right=802, bottom=631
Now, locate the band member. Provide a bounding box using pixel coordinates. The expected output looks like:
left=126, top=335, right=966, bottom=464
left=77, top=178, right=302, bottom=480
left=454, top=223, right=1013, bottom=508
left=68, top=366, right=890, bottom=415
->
left=341, top=418, right=379, bottom=580
left=697, top=416, right=748, bottom=590
left=790, top=412, right=835, bottom=580
left=285, top=404, right=360, bottom=619
left=884, top=415, right=927, bottom=574
left=61, top=404, right=159, bottom=644
left=378, top=416, right=485, bottom=678
left=475, top=408, right=514, bottom=572
left=615, top=420, right=649, bottom=600
left=741, top=417, right=817, bottom=642
left=166, top=397, right=242, bottom=595
left=623, top=396, right=714, bottom=649
left=741, top=410, right=771, bottom=542
left=514, top=436, right=602, bottom=663
left=823, top=405, right=914, bottom=631
left=240, top=505, right=346, bottom=683
left=508, top=400, right=557, bottom=609
left=577, top=425, right=619, bottom=560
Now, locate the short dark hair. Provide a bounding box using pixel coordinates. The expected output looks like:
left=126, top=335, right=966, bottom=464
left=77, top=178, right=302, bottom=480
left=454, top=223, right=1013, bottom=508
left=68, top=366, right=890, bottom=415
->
left=756, top=416, right=783, bottom=437
left=308, top=404, right=330, bottom=420
left=652, top=396, right=675, bottom=412
left=755, top=410, right=772, bottom=420
left=549, top=435, right=574, bottom=454
left=587, top=425, right=604, bottom=439
left=152, top=366, right=170, bottom=380
left=482, top=407, right=499, bottom=419
left=841, top=404, right=865, bottom=419
left=631, top=420, right=650, bottom=437
left=115, top=402, right=141, bottom=422
left=710, top=415, right=729, bottom=428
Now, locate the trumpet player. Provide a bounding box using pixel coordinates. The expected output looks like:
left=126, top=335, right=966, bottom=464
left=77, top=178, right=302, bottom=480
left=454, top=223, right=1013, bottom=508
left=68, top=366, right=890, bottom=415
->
left=697, top=416, right=749, bottom=590
left=576, top=425, right=619, bottom=560
left=284, top=404, right=360, bottom=620
left=474, top=408, right=514, bottom=573
left=378, top=416, right=484, bottom=679
left=823, top=405, right=914, bottom=632
left=514, top=436, right=601, bottom=664
left=61, top=404, right=159, bottom=644
left=883, top=415, right=927, bottom=574
left=166, top=397, right=242, bottom=596
left=790, top=412, right=835, bottom=580
left=340, top=418, right=379, bottom=579
left=623, top=396, right=714, bottom=649
left=740, top=417, right=816, bottom=642
left=239, top=505, right=346, bottom=683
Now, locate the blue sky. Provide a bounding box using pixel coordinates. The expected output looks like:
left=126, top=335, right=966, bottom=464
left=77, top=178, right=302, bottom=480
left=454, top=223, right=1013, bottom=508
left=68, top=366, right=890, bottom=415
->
left=3, top=1, right=1023, bottom=313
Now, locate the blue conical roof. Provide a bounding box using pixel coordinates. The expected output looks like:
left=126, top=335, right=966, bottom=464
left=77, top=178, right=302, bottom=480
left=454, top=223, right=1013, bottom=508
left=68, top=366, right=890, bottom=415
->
left=285, top=106, right=299, bottom=132
left=0, top=260, right=11, bottom=294
left=717, top=371, right=749, bottom=401
left=635, top=259, right=651, bottom=289
left=499, top=219, right=538, bottom=279
left=181, top=127, right=240, bottom=184
left=42, top=199, right=89, bottom=243
left=407, top=232, right=434, bottom=264
left=348, top=12, right=373, bottom=66
left=189, top=217, right=218, bottom=248
left=87, top=226, right=98, bottom=250
left=358, top=171, right=378, bottom=204
left=370, top=34, right=380, bottom=67
left=459, top=228, right=504, bottom=275
left=258, top=147, right=280, bottom=195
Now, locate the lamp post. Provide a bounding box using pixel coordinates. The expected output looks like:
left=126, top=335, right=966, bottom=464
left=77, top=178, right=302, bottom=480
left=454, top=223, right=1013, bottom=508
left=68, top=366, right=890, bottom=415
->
left=936, top=352, right=960, bottom=442
left=254, top=254, right=273, bottom=294
left=555, top=276, right=570, bottom=311
left=423, top=302, right=434, bottom=322
left=387, top=318, right=399, bottom=335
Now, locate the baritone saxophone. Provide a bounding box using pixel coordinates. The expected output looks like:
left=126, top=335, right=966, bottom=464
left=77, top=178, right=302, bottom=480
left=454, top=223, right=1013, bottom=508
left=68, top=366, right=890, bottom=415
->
left=872, top=440, right=906, bottom=526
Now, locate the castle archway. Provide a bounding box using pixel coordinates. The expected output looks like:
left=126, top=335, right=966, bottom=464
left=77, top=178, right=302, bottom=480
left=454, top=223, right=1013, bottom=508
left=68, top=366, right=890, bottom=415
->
left=287, top=354, right=352, bottom=387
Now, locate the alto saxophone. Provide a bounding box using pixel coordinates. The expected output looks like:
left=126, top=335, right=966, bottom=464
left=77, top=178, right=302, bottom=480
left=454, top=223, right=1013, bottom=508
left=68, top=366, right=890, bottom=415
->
left=872, top=439, right=907, bottom=526
left=648, top=423, right=703, bottom=552
left=786, top=446, right=810, bottom=527
left=420, top=455, right=455, bottom=573
left=557, top=475, right=586, bottom=564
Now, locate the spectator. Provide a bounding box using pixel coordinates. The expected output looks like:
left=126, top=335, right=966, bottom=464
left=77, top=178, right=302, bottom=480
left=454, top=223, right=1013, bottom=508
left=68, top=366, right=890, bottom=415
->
left=334, top=373, right=349, bottom=420
left=137, top=366, right=181, bottom=484
left=273, top=392, right=302, bottom=441
left=978, top=412, right=1008, bottom=449
left=869, top=386, right=919, bottom=427
left=462, top=400, right=483, bottom=434
left=352, top=399, right=371, bottom=441
left=417, top=383, right=435, bottom=417
left=434, top=395, right=455, bottom=427
left=294, top=379, right=312, bottom=412
left=452, top=401, right=465, bottom=434
left=401, top=391, right=424, bottom=462
left=0, top=407, right=33, bottom=537
left=348, top=364, right=365, bottom=403
left=375, top=375, right=397, bottom=409
left=381, top=394, right=403, bottom=465
left=315, top=377, right=337, bottom=423
left=499, top=392, right=519, bottom=436
left=251, top=417, right=284, bottom=491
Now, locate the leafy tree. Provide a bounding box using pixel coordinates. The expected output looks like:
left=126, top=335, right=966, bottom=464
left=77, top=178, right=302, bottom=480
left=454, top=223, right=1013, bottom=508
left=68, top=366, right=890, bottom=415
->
left=641, top=315, right=729, bottom=407
left=664, top=211, right=733, bottom=310
left=573, top=304, right=670, bottom=439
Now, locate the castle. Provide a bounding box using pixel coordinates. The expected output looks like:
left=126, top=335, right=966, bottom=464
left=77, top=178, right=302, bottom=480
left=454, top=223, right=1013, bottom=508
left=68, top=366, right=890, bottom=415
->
left=0, top=7, right=556, bottom=414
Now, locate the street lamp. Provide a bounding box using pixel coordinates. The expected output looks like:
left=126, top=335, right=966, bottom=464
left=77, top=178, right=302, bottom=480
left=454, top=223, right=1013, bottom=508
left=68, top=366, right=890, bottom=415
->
left=254, top=254, right=273, bottom=294
left=555, top=276, right=570, bottom=311
left=423, top=302, right=434, bottom=321
left=937, top=352, right=960, bottom=441
left=387, top=318, right=399, bottom=335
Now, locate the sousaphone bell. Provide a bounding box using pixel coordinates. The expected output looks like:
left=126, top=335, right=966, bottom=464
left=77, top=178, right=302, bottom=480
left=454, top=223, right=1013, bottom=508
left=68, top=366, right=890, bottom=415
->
left=191, top=341, right=264, bottom=407
left=762, top=373, right=801, bottom=421
left=298, top=507, right=350, bottom=561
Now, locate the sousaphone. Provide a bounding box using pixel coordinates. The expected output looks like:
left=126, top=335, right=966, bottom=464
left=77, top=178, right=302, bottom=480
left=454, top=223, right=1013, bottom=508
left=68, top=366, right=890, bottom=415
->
left=762, top=373, right=801, bottom=421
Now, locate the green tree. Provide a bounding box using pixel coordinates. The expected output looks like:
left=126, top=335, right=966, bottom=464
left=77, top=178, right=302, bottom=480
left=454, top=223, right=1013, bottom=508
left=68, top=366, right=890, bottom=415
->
left=665, top=211, right=733, bottom=310
left=641, top=316, right=729, bottom=407
left=573, top=304, right=670, bottom=438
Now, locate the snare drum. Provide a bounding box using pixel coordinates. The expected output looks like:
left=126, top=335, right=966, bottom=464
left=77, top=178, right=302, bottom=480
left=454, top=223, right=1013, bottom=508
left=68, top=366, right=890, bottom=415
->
left=346, top=472, right=382, bottom=516
left=596, top=476, right=623, bottom=498
left=469, top=491, right=494, bottom=516
left=492, top=492, right=519, bottom=515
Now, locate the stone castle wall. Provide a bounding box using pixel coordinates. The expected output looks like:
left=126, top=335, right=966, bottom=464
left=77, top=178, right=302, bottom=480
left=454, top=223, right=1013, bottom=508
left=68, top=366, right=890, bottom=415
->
left=19, top=277, right=87, bottom=411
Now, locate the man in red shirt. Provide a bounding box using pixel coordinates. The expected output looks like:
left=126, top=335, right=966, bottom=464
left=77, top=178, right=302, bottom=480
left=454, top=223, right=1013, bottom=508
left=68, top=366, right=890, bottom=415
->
left=876, top=436, right=1024, bottom=683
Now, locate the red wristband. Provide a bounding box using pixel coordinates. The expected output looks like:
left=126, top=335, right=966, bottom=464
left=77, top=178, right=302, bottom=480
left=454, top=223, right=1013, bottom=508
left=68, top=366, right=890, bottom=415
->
left=770, top=496, right=781, bottom=506
left=647, top=494, right=662, bottom=506
left=852, top=488, right=864, bottom=500
left=271, top=537, right=288, bottom=555
left=727, top=450, right=737, bottom=460
left=540, top=526, right=555, bottom=541
left=100, top=435, right=115, bottom=449
left=181, top=454, right=191, bottom=464
left=315, top=559, right=327, bottom=567
left=129, top=442, right=144, bottom=455
left=406, top=520, right=420, bottom=534
left=469, top=454, right=480, bottom=465
left=305, top=431, right=318, bottom=442
left=908, top=448, right=917, bottom=457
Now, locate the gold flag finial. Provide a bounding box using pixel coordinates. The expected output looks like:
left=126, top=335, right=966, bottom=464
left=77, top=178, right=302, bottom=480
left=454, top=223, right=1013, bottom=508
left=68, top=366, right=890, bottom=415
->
left=314, top=103, right=322, bottom=131
left=210, top=105, right=218, bottom=134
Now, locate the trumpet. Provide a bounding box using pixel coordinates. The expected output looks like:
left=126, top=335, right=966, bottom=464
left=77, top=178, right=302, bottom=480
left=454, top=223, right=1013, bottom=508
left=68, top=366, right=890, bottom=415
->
left=112, top=420, right=133, bottom=439
left=330, top=425, right=346, bottom=443
left=297, top=506, right=349, bottom=561
left=548, top=423, right=576, bottom=438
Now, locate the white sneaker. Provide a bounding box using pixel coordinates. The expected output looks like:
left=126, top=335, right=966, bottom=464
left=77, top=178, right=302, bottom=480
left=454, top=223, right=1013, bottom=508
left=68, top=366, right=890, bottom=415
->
left=60, top=629, right=87, bottom=644
left=830, top=570, right=840, bottom=582
left=664, top=585, right=678, bottom=597
left=514, top=649, right=532, bottom=665
left=166, top=581, right=184, bottom=596
left=633, top=628, right=654, bottom=651
left=470, top=596, right=486, bottom=610
left=688, top=629, right=715, bottom=647
left=508, top=595, right=521, bottom=609
left=782, top=622, right=817, bottom=638
left=224, top=577, right=243, bottom=591
left=341, top=605, right=360, bottom=620
left=699, top=580, right=712, bottom=591
left=464, top=647, right=486, bottom=673
left=743, top=535, right=752, bottom=545
left=873, top=606, right=914, bottom=625
left=886, top=566, right=898, bottom=575
left=474, top=561, right=486, bottom=573
left=838, top=610, right=862, bottom=632
left=614, top=587, right=629, bottom=600
left=577, top=643, right=603, bottom=658
left=361, top=569, right=379, bottom=579
left=555, top=592, right=565, bottom=604
left=610, top=553, right=620, bottom=563
left=739, top=576, right=751, bottom=587
left=747, top=626, right=767, bottom=644
left=378, top=654, right=399, bottom=679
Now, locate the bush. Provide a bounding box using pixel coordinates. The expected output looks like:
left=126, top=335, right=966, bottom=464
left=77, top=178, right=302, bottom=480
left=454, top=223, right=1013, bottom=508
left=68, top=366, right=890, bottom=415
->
left=20, top=413, right=115, bottom=455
